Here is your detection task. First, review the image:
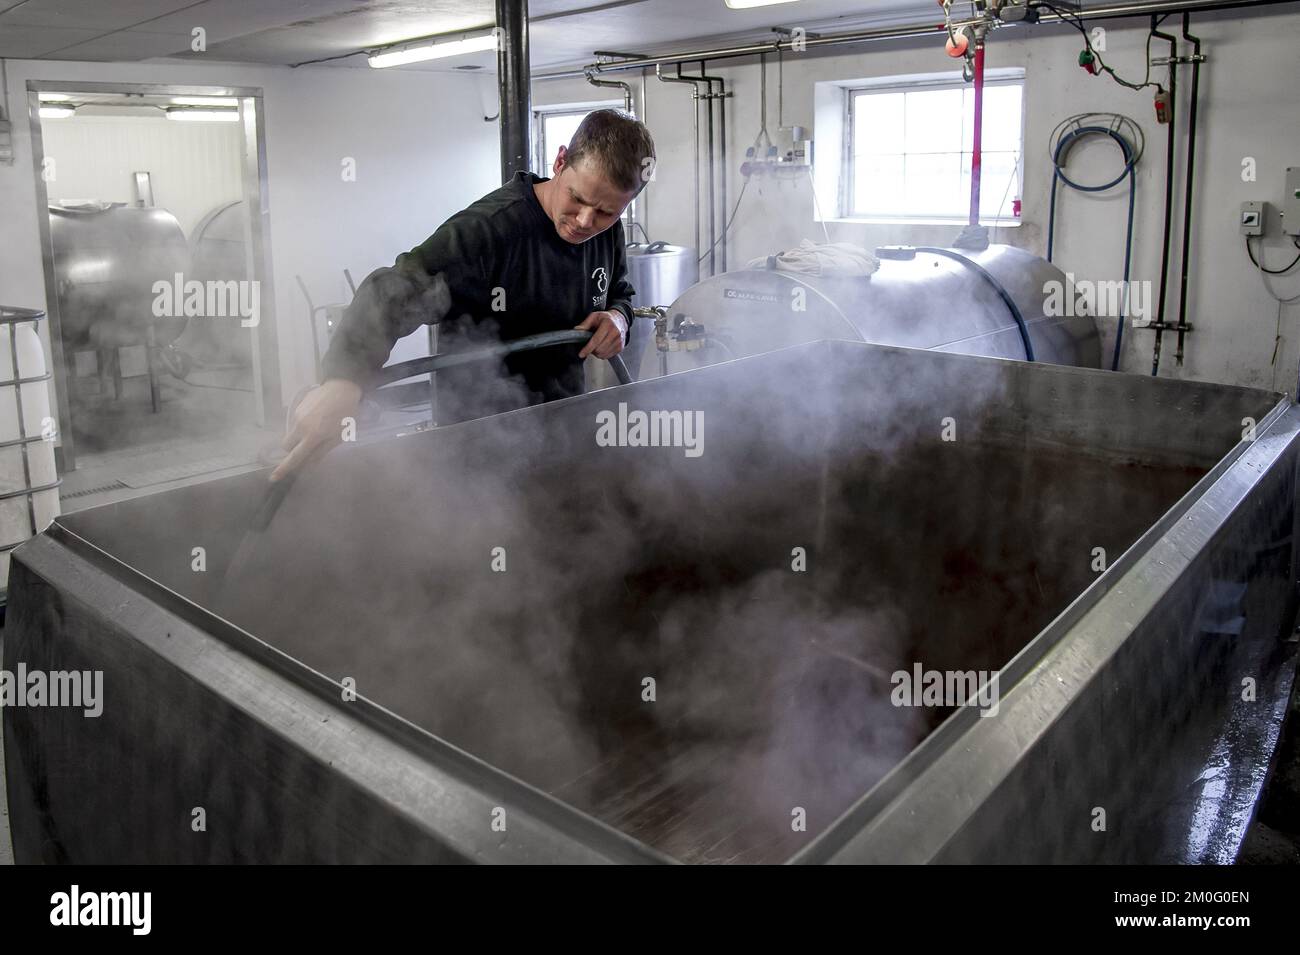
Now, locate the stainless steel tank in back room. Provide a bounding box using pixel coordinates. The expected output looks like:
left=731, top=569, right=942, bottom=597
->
left=632, top=243, right=1101, bottom=380
left=48, top=202, right=191, bottom=353
left=587, top=240, right=698, bottom=390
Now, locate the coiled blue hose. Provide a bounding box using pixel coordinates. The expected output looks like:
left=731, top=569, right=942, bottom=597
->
left=1046, top=125, right=1138, bottom=372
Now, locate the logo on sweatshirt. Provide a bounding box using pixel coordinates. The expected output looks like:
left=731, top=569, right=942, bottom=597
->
left=591, top=266, right=608, bottom=309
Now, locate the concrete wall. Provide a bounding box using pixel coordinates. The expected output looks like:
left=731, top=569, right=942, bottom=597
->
left=535, top=6, right=1300, bottom=389
left=0, top=58, right=499, bottom=409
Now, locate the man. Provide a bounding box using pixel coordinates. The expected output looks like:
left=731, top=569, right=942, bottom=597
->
left=273, top=109, right=655, bottom=481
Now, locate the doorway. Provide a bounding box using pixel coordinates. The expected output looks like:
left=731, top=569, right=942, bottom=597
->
left=27, top=81, right=280, bottom=495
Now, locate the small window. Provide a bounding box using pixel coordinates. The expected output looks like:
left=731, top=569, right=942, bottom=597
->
left=532, top=102, right=628, bottom=174
left=845, top=77, right=1023, bottom=223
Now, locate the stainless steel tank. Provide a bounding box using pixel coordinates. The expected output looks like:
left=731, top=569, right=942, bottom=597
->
left=637, top=243, right=1100, bottom=380
left=587, top=240, right=698, bottom=391
left=177, top=200, right=251, bottom=364
left=625, top=241, right=698, bottom=308
left=48, top=202, right=190, bottom=350
left=5, top=341, right=1296, bottom=863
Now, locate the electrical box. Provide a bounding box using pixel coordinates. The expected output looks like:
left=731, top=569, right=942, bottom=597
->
left=773, top=126, right=812, bottom=167
left=1283, top=167, right=1300, bottom=236
left=1240, top=201, right=1265, bottom=237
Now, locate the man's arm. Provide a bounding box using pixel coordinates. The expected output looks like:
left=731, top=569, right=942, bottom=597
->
left=321, top=214, right=497, bottom=388
left=273, top=215, right=497, bottom=482
left=575, top=223, right=636, bottom=360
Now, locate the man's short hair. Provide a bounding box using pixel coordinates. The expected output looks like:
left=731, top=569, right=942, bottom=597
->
left=565, top=109, right=656, bottom=195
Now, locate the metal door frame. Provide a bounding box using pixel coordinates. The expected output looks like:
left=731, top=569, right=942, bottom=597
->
left=26, top=80, right=280, bottom=471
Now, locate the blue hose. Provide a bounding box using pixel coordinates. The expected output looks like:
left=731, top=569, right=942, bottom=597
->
left=1046, top=125, right=1138, bottom=372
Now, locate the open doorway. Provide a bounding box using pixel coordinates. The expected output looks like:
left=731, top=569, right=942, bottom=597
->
left=27, top=81, right=279, bottom=499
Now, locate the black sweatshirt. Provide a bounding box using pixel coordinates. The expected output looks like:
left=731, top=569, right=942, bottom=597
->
left=321, top=171, right=636, bottom=424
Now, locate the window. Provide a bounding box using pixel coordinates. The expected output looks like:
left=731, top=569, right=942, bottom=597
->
left=844, top=75, right=1023, bottom=223
left=535, top=109, right=589, bottom=173
left=532, top=102, right=627, bottom=174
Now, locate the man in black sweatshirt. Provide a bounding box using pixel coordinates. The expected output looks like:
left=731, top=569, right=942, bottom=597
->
left=273, top=109, right=655, bottom=480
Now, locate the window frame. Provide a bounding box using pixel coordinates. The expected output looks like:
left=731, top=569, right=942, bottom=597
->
left=531, top=99, right=639, bottom=233
left=841, top=72, right=1025, bottom=226
left=531, top=100, right=627, bottom=176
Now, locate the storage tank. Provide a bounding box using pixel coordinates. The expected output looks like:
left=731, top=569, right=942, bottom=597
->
left=178, top=199, right=252, bottom=365
left=587, top=239, right=698, bottom=390
left=48, top=202, right=190, bottom=351
left=635, top=243, right=1101, bottom=380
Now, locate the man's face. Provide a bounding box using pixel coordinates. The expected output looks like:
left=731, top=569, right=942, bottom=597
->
left=548, top=146, right=637, bottom=244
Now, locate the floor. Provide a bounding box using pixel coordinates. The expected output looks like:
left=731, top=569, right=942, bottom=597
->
left=59, top=367, right=275, bottom=512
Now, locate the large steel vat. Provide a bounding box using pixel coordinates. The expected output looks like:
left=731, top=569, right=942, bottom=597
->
left=4, top=341, right=1296, bottom=863
left=48, top=203, right=190, bottom=350
left=635, top=244, right=1101, bottom=380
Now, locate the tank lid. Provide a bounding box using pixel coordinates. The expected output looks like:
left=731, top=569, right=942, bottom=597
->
left=626, top=241, right=692, bottom=256
left=0, top=306, right=46, bottom=324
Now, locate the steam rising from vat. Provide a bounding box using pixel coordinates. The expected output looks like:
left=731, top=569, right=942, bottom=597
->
left=204, top=344, right=1027, bottom=863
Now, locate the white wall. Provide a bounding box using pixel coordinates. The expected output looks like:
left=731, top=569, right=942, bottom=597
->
left=536, top=7, right=1300, bottom=390
left=40, top=112, right=243, bottom=237
left=0, top=58, right=499, bottom=411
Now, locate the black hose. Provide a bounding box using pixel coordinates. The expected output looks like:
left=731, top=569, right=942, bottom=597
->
left=1246, top=235, right=1300, bottom=274
left=249, top=330, right=632, bottom=535
left=1174, top=13, right=1202, bottom=366
left=914, top=247, right=1035, bottom=362
left=372, top=329, right=632, bottom=388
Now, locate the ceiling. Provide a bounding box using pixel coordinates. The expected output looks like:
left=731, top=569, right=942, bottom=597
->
left=0, top=0, right=948, bottom=72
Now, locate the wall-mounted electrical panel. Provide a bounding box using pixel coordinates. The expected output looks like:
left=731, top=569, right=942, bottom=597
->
left=1282, top=167, right=1300, bottom=236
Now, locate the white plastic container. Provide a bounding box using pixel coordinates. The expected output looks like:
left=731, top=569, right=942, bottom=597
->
left=0, top=306, right=61, bottom=597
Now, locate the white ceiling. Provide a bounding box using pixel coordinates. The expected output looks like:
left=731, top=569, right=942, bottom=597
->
left=0, top=0, right=946, bottom=71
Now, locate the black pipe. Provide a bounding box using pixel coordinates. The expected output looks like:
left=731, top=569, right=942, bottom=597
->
left=1175, top=13, right=1202, bottom=366
left=698, top=63, right=728, bottom=272
left=1151, top=17, right=1178, bottom=376
left=697, top=62, right=717, bottom=277
left=495, top=0, right=531, bottom=182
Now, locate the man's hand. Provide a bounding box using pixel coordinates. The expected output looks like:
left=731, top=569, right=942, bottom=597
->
left=270, top=378, right=363, bottom=483
left=575, top=310, right=628, bottom=360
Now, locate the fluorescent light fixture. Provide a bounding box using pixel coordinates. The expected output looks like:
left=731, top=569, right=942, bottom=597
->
left=170, top=96, right=239, bottom=107
left=38, top=93, right=73, bottom=102
left=165, top=108, right=240, bottom=122
left=723, top=0, right=801, bottom=7
left=368, top=32, right=497, bottom=68
left=39, top=105, right=76, bottom=119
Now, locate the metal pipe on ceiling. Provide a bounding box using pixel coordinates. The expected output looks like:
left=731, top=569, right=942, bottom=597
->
left=496, top=0, right=532, bottom=182
left=533, top=0, right=1290, bottom=79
